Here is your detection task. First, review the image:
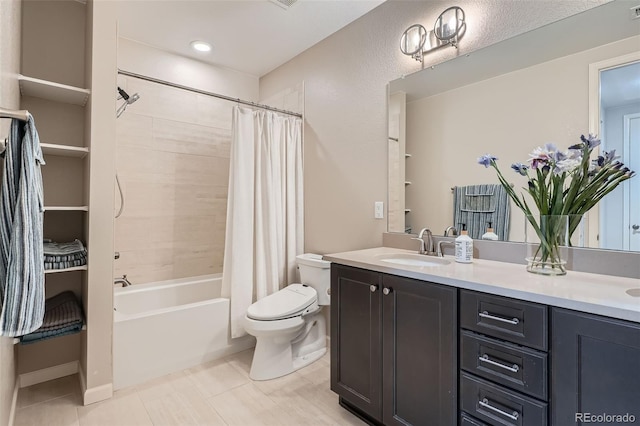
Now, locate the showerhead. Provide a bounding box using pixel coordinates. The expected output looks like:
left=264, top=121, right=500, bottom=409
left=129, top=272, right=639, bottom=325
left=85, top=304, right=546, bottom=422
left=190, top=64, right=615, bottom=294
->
left=116, top=87, right=141, bottom=118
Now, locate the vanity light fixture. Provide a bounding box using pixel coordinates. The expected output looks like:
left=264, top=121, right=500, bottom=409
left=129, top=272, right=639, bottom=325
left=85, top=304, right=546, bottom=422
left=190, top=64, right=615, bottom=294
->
left=190, top=40, right=212, bottom=53
left=400, top=6, right=466, bottom=64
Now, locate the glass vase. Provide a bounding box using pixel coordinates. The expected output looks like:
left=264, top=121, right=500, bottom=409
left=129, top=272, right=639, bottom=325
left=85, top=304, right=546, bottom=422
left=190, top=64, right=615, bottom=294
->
left=525, top=215, right=568, bottom=276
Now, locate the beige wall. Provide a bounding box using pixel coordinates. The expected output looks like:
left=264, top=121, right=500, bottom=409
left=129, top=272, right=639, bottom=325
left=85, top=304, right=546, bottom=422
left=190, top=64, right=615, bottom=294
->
left=259, top=0, right=608, bottom=255
left=0, top=0, right=21, bottom=421
left=405, top=35, right=640, bottom=242
left=115, top=40, right=260, bottom=285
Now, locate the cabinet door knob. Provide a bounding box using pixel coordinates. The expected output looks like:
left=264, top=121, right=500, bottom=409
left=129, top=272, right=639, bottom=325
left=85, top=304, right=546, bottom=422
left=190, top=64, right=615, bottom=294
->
left=383, top=287, right=393, bottom=295
left=633, top=224, right=639, bottom=231
left=370, top=285, right=378, bottom=293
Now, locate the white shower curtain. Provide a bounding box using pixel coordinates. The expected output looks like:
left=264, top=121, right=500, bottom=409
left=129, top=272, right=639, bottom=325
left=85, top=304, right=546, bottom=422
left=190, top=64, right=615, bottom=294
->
left=222, top=106, right=303, bottom=338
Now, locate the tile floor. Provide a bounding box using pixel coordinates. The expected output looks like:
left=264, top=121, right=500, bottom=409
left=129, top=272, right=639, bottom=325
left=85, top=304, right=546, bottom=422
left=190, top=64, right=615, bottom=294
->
left=13, top=349, right=364, bottom=426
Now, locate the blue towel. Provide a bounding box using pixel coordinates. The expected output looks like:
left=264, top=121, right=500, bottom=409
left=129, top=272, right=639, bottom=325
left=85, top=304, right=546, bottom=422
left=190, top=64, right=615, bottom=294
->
left=0, top=115, right=46, bottom=337
left=453, top=184, right=510, bottom=240
left=20, top=291, right=84, bottom=344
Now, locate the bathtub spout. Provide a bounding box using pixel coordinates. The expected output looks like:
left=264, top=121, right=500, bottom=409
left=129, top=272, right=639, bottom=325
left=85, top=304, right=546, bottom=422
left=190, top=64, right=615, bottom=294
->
left=114, top=275, right=132, bottom=287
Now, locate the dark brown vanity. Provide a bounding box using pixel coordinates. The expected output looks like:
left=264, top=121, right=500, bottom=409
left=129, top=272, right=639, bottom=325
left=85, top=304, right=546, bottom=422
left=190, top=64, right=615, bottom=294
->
left=329, top=260, right=640, bottom=426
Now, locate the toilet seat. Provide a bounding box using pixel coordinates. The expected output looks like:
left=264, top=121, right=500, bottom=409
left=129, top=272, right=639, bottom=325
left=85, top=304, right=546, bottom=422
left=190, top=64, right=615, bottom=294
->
left=247, top=284, right=317, bottom=321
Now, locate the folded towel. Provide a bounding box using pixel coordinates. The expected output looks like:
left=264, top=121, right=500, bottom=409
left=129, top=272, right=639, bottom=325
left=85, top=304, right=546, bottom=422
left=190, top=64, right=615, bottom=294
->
left=43, top=239, right=86, bottom=256
left=20, top=291, right=84, bottom=344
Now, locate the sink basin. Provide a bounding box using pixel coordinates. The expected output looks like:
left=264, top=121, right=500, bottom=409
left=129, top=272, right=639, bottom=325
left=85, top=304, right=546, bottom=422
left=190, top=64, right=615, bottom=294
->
left=375, top=253, right=451, bottom=267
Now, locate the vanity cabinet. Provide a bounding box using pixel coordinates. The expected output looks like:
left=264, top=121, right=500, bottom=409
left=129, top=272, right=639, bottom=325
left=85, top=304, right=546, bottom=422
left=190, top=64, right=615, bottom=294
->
left=551, top=308, right=640, bottom=424
left=330, top=264, right=457, bottom=426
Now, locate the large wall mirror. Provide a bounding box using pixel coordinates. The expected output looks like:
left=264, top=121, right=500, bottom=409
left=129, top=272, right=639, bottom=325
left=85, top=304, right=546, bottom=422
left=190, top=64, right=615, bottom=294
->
left=388, top=0, right=640, bottom=252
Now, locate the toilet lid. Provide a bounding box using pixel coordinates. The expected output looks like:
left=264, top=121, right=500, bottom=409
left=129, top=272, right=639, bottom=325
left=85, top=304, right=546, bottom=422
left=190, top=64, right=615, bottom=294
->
left=247, top=284, right=317, bottom=320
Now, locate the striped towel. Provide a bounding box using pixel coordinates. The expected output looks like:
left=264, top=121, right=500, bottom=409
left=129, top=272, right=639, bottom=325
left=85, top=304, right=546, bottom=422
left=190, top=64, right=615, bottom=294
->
left=453, top=184, right=510, bottom=240
left=0, top=116, right=46, bottom=337
left=43, top=239, right=87, bottom=270
left=20, top=291, right=84, bottom=344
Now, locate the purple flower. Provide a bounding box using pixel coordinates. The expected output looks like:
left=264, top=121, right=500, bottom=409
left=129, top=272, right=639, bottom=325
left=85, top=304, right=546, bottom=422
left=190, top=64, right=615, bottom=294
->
left=478, top=154, right=497, bottom=168
left=580, top=134, right=601, bottom=149
left=511, top=163, right=529, bottom=176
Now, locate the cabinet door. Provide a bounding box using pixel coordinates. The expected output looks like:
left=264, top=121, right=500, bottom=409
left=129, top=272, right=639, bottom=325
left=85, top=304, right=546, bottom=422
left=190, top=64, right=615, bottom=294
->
left=552, top=308, right=640, bottom=425
left=382, top=274, right=457, bottom=426
left=330, top=264, right=383, bottom=421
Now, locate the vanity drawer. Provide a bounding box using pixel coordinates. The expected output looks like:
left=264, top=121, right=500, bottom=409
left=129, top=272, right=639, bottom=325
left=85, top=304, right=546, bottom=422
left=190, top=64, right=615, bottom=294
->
left=461, top=373, right=547, bottom=426
left=460, top=330, right=548, bottom=400
left=460, top=290, right=548, bottom=351
left=461, top=412, right=489, bottom=426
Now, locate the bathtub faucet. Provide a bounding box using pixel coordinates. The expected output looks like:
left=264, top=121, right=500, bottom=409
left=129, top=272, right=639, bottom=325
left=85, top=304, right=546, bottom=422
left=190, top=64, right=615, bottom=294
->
left=114, top=275, right=132, bottom=287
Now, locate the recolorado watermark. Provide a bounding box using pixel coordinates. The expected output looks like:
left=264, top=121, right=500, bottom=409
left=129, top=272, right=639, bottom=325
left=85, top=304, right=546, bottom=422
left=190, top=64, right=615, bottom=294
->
left=576, top=413, right=636, bottom=423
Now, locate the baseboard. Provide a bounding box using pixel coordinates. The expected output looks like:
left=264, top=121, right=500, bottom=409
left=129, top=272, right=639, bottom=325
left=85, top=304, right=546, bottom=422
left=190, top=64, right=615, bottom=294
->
left=19, top=361, right=79, bottom=388
left=8, top=378, right=19, bottom=426
left=78, top=365, right=112, bottom=405
left=82, top=382, right=112, bottom=406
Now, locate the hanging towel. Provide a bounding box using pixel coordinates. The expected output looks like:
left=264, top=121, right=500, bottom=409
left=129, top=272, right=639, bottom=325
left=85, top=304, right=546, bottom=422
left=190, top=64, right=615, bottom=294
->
left=453, top=184, right=510, bottom=240
left=20, top=291, right=84, bottom=344
left=0, top=116, right=46, bottom=337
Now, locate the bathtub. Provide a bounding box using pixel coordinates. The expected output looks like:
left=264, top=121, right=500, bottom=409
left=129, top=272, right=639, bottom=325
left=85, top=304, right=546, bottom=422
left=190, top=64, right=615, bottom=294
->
left=113, top=274, right=255, bottom=390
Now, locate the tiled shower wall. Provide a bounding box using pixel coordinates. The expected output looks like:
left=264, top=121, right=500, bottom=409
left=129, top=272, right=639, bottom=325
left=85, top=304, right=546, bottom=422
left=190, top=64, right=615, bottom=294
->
left=114, top=75, right=233, bottom=284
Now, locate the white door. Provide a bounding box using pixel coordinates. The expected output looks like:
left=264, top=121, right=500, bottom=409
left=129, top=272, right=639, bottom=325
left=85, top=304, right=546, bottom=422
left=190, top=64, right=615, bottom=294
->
left=625, top=113, right=640, bottom=251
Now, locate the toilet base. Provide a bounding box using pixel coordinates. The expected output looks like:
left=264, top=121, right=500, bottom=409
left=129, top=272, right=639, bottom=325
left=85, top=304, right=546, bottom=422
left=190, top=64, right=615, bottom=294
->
left=249, top=310, right=327, bottom=381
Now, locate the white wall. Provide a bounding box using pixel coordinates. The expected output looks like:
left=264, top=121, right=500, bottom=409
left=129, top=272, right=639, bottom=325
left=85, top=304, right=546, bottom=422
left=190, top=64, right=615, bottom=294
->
left=259, top=0, right=608, bottom=255
left=118, top=38, right=259, bottom=101
left=0, top=0, right=21, bottom=421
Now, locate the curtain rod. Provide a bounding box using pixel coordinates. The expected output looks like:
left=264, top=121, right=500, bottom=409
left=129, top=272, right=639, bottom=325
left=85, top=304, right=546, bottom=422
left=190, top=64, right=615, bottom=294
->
left=117, top=69, right=303, bottom=119
left=0, top=107, right=29, bottom=122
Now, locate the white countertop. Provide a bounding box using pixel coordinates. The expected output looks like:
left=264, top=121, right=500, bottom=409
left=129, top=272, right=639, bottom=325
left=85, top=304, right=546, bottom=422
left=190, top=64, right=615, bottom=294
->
left=324, top=247, right=640, bottom=323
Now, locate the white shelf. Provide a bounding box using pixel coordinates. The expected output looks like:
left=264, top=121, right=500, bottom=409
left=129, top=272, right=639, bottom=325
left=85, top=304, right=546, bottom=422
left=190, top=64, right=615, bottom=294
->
left=19, top=75, right=90, bottom=106
left=13, top=324, right=86, bottom=345
left=45, top=266, right=87, bottom=274
left=44, top=206, right=89, bottom=212
left=41, top=143, right=89, bottom=158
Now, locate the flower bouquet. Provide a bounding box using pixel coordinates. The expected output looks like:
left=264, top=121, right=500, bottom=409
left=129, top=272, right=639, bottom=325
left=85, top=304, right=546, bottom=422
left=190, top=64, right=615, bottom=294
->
left=479, top=134, right=635, bottom=275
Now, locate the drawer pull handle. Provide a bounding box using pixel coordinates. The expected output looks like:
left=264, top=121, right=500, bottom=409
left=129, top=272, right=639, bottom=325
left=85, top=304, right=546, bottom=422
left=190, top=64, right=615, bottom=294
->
left=479, top=397, right=519, bottom=421
left=479, top=354, right=519, bottom=373
left=479, top=311, right=520, bottom=325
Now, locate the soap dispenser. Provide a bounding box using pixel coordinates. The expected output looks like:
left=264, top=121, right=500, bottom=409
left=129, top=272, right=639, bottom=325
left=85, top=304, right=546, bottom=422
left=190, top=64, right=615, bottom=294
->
left=455, top=224, right=473, bottom=263
left=481, top=222, right=499, bottom=241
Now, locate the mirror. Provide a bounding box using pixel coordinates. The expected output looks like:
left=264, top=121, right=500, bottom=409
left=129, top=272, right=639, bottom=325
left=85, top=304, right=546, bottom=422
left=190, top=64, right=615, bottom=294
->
left=388, top=0, right=640, bottom=251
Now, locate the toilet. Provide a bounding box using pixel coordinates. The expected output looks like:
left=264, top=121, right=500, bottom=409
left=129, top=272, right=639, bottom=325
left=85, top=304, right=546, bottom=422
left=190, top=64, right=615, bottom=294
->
left=244, top=253, right=331, bottom=381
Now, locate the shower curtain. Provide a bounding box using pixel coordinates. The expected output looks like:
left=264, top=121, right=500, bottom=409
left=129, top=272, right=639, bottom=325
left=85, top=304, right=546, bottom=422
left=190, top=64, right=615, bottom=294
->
left=222, top=106, right=303, bottom=338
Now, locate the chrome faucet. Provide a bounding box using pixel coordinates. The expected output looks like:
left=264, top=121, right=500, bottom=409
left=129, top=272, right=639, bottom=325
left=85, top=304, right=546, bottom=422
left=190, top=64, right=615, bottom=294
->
left=412, top=228, right=436, bottom=255
left=444, top=226, right=458, bottom=237
left=437, top=240, right=455, bottom=257
left=114, top=275, right=132, bottom=287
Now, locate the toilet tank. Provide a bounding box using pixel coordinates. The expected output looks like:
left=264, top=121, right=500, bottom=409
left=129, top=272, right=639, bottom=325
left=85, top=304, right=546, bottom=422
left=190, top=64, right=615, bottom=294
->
left=296, top=253, right=331, bottom=305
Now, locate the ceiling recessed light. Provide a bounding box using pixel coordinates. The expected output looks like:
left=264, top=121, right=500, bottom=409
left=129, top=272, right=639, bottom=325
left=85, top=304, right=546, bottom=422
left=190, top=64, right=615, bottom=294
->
left=190, top=41, right=212, bottom=52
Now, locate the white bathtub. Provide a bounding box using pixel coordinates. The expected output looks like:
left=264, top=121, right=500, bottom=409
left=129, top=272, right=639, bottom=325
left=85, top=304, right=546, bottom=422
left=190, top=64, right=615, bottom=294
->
left=113, top=274, right=255, bottom=390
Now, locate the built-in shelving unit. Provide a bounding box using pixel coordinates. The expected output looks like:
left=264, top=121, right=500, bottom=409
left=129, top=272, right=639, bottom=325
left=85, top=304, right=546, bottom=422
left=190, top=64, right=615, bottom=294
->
left=19, top=75, right=90, bottom=106
left=17, top=0, right=91, bottom=390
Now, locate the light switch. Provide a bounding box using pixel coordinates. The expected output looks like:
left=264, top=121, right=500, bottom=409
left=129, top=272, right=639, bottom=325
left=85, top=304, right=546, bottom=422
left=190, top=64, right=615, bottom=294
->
left=374, top=201, right=384, bottom=219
